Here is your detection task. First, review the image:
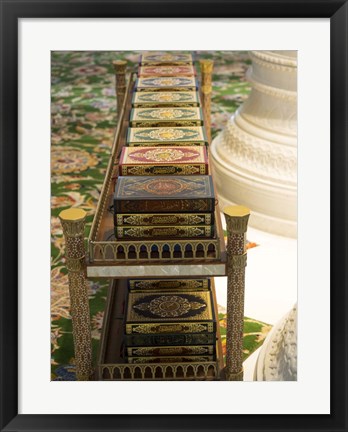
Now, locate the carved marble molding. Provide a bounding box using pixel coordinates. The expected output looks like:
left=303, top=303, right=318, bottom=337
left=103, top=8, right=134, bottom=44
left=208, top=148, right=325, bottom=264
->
left=246, top=68, right=297, bottom=101
left=211, top=50, right=297, bottom=237
left=213, top=120, right=297, bottom=184
left=250, top=50, right=297, bottom=72
left=254, top=304, right=297, bottom=381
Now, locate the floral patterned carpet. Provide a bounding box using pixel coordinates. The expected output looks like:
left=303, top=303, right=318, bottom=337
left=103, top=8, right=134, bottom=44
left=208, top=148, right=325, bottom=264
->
left=51, top=51, right=271, bottom=380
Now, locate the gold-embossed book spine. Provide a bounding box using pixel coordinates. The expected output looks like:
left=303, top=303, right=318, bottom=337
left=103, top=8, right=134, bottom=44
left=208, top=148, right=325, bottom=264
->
left=115, top=213, right=214, bottom=227
left=126, top=322, right=215, bottom=335
left=130, top=120, right=202, bottom=127
left=128, top=356, right=215, bottom=364
left=120, top=164, right=208, bottom=176
left=125, top=333, right=216, bottom=347
left=128, top=278, right=210, bottom=291
left=116, top=198, right=214, bottom=213
left=126, top=345, right=215, bottom=357
left=132, top=101, right=199, bottom=109
left=116, top=225, right=214, bottom=239
left=127, top=141, right=206, bottom=147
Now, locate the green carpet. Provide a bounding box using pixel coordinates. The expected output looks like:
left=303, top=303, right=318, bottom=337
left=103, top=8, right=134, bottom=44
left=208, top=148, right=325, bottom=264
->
left=51, top=51, right=271, bottom=380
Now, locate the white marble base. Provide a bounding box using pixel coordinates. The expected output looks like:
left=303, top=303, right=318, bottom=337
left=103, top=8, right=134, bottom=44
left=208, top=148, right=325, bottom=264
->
left=211, top=51, right=297, bottom=238
left=87, top=263, right=226, bottom=278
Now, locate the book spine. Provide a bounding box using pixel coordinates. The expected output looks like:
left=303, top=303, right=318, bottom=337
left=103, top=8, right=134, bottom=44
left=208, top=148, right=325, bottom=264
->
left=115, top=198, right=214, bottom=213
left=136, top=86, right=197, bottom=92
left=126, top=141, right=206, bottom=147
left=141, top=62, right=193, bottom=66
left=130, top=120, right=203, bottom=128
left=132, top=102, right=200, bottom=108
left=126, top=345, right=215, bottom=357
left=125, top=321, right=216, bottom=335
left=119, top=163, right=208, bottom=176
left=128, top=278, right=210, bottom=291
left=125, top=333, right=216, bottom=347
left=115, top=213, right=214, bottom=227
left=127, top=356, right=215, bottom=364
left=116, top=225, right=214, bottom=239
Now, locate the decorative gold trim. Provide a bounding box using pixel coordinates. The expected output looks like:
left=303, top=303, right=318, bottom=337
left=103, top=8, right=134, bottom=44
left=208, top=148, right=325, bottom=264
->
left=99, top=362, right=219, bottom=380
left=66, top=256, right=86, bottom=272
left=232, top=253, right=247, bottom=268
left=199, top=59, right=214, bottom=74
left=113, top=59, right=127, bottom=119
left=89, top=237, right=221, bottom=262
left=225, top=368, right=244, bottom=381
left=199, top=59, right=214, bottom=143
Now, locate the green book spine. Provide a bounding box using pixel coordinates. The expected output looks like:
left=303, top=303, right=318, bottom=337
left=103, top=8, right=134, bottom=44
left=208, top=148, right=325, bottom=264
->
left=115, top=225, right=214, bottom=239
left=125, top=333, right=216, bottom=347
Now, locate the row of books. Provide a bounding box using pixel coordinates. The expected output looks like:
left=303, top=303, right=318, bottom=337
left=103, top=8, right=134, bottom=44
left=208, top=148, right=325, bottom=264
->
left=124, top=278, right=217, bottom=364
left=113, top=54, right=217, bottom=365
left=113, top=52, right=217, bottom=241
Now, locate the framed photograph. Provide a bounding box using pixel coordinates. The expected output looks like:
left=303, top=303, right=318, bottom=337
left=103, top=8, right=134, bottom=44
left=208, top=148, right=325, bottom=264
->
left=1, top=1, right=347, bottom=431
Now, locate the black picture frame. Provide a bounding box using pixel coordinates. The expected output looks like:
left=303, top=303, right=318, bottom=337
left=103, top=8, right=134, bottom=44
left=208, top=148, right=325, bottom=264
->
left=1, top=1, right=347, bottom=431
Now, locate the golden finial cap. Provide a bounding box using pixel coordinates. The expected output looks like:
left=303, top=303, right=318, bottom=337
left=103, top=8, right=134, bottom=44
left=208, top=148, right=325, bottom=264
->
left=223, top=205, right=250, bottom=218
left=199, top=59, right=214, bottom=73
left=112, top=60, right=127, bottom=66
left=223, top=206, right=250, bottom=233
left=59, top=208, right=86, bottom=222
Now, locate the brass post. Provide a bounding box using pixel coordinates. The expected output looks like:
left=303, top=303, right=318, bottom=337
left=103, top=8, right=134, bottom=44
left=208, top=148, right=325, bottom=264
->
left=59, top=208, right=93, bottom=381
left=223, top=205, right=250, bottom=381
left=199, top=59, right=214, bottom=144
left=113, top=60, right=127, bottom=120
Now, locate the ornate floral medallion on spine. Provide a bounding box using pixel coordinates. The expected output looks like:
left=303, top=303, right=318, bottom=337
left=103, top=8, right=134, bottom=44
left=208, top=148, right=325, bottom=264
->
left=135, top=76, right=197, bottom=92
left=114, top=175, right=215, bottom=213
left=138, top=65, right=196, bottom=77
left=132, top=91, right=200, bottom=108
left=126, top=126, right=208, bottom=147
left=140, top=52, right=193, bottom=65
left=128, top=278, right=210, bottom=291
left=130, top=107, right=203, bottom=127
left=119, top=146, right=208, bottom=176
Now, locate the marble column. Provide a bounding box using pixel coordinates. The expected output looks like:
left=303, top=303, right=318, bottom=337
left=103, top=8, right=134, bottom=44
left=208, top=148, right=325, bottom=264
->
left=254, top=304, right=297, bottom=381
left=211, top=51, right=297, bottom=238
